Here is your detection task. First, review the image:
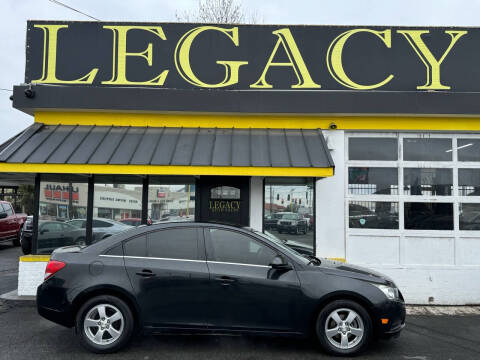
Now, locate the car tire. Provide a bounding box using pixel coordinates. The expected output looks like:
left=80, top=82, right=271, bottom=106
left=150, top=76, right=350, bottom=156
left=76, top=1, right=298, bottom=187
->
left=20, top=234, right=31, bottom=255
left=75, top=295, right=134, bottom=354
left=12, top=226, right=22, bottom=247
left=316, top=299, right=372, bottom=356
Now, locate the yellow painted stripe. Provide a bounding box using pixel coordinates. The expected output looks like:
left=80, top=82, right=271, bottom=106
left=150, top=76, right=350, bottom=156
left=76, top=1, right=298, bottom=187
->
left=20, top=255, right=50, bottom=262
left=327, top=257, right=346, bottom=263
left=0, top=163, right=333, bottom=177
left=36, top=111, right=480, bottom=131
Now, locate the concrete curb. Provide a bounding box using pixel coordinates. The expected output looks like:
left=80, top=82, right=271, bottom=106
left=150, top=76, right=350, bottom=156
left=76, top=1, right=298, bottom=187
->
left=0, top=290, right=36, bottom=307
left=406, top=305, right=480, bottom=316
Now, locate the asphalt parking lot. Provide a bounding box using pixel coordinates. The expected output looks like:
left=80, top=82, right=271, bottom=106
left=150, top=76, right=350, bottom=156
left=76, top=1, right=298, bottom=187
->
left=1, top=243, right=479, bottom=360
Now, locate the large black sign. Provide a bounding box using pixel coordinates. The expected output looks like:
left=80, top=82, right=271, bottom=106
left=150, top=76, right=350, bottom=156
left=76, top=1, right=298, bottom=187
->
left=24, top=21, right=480, bottom=92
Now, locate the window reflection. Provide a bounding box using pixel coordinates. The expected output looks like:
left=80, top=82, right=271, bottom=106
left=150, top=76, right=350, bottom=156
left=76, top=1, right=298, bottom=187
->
left=348, top=167, right=398, bottom=195
left=458, top=169, right=480, bottom=196
left=37, top=181, right=87, bottom=254
left=404, top=202, right=453, bottom=230
left=349, top=201, right=398, bottom=229
left=349, top=138, right=398, bottom=161
left=403, top=138, right=452, bottom=161
left=458, top=139, right=480, bottom=162
left=264, top=182, right=314, bottom=256
left=459, top=203, right=480, bottom=230
left=403, top=168, right=453, bottom=196
left=148, top=184, right=195, bottom=223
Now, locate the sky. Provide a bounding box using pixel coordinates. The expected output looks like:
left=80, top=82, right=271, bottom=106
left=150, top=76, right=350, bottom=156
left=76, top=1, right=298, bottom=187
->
left=1, top=0, right=480, bottom=143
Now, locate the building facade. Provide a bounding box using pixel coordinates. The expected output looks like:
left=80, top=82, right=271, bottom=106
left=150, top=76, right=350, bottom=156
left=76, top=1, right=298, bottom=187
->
left=2, top=21, right=480, bottom=303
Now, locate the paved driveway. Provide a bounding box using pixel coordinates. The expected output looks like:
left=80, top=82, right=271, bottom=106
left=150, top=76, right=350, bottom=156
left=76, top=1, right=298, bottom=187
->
left=0, top=243, right=21, bottom=295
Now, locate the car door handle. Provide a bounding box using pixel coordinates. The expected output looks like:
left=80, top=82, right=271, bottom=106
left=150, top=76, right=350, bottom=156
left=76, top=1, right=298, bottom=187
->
left=136, top=269, right=156, bottom=277
left=215, top=275, right=236, bottom=285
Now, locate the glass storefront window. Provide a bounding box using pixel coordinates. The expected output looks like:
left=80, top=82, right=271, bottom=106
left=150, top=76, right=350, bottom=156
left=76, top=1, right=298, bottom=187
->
left=459, top=203, right=480, bottom=230
left=349, top=201, right=398, bottom=229
left=348, top=167, right=398, bottom=195
left=264, top=181, right=314, bottom=255
left=93, top=183, right=142, bottom=242
left=37, top=181, right=87, bottom=254
left=148, top=183, right=195, bottom=223
left=403, top=138, right=452, bottom=161
left=348, top=138, right=398, bottom=161
left=458, top=169, right=480, bottom=196
left=403, top=168, right=453, bottom=196
left=458, top=139, right=480, bottom=161
left=404, top=202, right=453, bottom=230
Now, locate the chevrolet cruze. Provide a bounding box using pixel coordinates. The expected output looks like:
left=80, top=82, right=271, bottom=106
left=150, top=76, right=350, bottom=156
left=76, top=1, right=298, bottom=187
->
left=37, top=222, right=405, bottom=356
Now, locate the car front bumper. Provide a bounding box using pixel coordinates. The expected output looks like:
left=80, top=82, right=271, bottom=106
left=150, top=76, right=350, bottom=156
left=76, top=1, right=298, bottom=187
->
left=373, top=299, right=406, bottom=339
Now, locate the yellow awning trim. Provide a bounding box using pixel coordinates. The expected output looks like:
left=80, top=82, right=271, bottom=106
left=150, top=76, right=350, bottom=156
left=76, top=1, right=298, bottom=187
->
left=0, top=163, right=334, bottom=177
left=36, top=111, right=480, bottom=131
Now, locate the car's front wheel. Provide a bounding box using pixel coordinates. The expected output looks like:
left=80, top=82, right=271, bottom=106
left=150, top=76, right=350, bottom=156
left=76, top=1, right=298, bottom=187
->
left=316, top=299, right=372, bottom=356
left=76, top=295, right=134, bottom=354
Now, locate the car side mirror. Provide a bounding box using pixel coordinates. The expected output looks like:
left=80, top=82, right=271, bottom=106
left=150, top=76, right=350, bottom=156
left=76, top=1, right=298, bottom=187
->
left=0, top=212, right=7, bottom=219
left=40, top=229, right=48, bottom=235
left=269, top=255, right=292, bottom=270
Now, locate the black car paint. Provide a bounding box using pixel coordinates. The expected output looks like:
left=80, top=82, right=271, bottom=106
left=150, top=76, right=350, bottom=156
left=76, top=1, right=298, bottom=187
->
left=37, top=222, right=405, bottom=339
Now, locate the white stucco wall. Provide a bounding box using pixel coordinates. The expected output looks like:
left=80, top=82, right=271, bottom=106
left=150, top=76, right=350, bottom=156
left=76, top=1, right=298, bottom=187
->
left=316, top=130, right=346, bottom=259
left=249, top=177, right=264, bottom=231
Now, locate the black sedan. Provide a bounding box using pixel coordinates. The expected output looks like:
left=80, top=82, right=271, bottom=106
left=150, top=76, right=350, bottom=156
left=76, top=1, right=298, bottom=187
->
left=37, top=222, right=405, bottom=356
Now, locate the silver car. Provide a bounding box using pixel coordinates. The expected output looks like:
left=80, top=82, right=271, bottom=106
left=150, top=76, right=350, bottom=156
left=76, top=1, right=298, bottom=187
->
left=66, top=218, right=133, bottom=242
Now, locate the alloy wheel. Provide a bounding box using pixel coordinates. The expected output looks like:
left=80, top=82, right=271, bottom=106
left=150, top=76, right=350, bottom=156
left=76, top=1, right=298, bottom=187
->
left=324, top=308, right=364, bottom=350
left=83, top=304, right=124, bottom=346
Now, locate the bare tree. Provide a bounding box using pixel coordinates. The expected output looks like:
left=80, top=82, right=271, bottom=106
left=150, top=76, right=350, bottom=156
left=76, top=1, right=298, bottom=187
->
left=175, top=0, right=261, bottom=24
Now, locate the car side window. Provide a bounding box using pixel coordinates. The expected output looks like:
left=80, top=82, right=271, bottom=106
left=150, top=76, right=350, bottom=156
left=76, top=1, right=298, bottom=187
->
left=3, top=204, right=13, bottom=216
left=206, top=229, right=277, bottom=266
left=123, top=235, right=147, bottom=257
left=147, top=228, right=198, bottom=260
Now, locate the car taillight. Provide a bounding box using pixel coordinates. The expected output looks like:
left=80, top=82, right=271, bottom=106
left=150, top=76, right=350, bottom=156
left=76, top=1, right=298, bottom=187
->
left=44, top=260, right=66, bottom=281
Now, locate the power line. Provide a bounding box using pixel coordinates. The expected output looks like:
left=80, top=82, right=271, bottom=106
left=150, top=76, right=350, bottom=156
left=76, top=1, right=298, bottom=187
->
left=47, top=0, right=101, bottom=21
left=0, top=88, right=13, bottom=92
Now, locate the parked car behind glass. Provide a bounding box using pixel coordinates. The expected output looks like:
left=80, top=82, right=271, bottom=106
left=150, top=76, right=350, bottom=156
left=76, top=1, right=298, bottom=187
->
left=66, top=218, right=132, bottom=242
left=37, top=222, right=405, bottom=356
left=277, top=212, right=308, bottom=235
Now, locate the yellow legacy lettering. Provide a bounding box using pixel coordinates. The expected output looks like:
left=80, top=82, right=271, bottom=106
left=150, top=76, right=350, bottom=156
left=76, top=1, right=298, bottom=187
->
left=397, top=29, right=467, bottom=90
left=102, top=25, right=168, bottom=86
left=251, top=28, right=320, bottom=89
left=326, top=29, right=394, bottom=90
left=174, top=26, right=247, bottom=88
left=33, top=24, right=98, bottom=84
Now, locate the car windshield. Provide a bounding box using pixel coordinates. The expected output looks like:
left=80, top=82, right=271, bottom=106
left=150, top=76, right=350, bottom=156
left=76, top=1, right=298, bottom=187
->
left=254, top=230, right=310, bottom=265
left=281, top=214, right=298, bottom=220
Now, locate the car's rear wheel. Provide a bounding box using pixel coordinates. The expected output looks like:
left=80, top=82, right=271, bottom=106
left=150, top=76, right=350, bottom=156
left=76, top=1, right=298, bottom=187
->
left=316, top=299, right=372, bottom=356
left=76, top=295, right=134, bottom=354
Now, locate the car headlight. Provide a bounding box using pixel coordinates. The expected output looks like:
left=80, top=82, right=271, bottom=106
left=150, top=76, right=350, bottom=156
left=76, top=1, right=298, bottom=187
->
left=373, top=284, right=399, bottom=300
left=291, top=221, right=298, bottom=225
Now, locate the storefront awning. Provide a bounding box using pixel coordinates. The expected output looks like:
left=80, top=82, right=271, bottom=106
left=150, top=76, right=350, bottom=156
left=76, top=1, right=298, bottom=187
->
left=0, top=124, right=334, bottom=177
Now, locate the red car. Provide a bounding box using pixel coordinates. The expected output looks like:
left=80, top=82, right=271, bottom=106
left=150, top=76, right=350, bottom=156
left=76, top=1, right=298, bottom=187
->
left=0, top=201, right=27, bottom=246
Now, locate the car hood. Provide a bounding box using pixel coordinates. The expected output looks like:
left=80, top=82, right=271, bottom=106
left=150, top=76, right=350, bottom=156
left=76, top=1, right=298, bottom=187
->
left=284, top=239, right=313, bottom=250
left=318, top=258, right=393, bottom=285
